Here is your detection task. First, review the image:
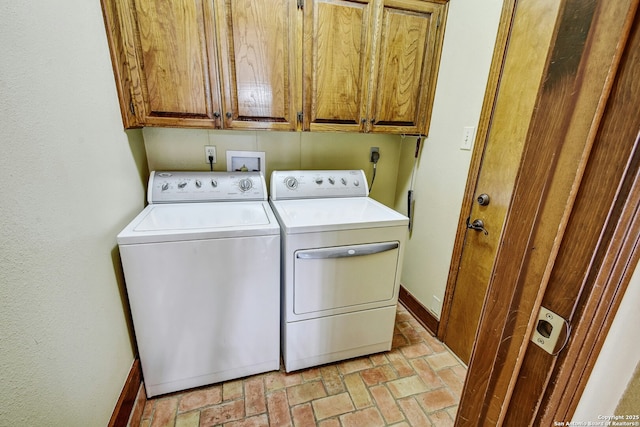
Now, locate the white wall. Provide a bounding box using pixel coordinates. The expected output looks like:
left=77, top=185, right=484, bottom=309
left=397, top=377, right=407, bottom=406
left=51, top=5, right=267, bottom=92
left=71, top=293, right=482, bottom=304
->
left=572, top=265, right=640, bottom=421
left=0, top=2, right=146, bottom=425
left=395, top=0, right=504, bottom=317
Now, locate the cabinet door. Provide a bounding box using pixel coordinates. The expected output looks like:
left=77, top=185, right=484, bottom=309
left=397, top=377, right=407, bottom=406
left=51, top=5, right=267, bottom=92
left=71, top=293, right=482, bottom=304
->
left=127, top=0, right=222, bottom=127
left=215, top=0, right=301, bottom=130
left=303, top=0, right=376, bottom=132
left=368, top=0, right=446, bottom=135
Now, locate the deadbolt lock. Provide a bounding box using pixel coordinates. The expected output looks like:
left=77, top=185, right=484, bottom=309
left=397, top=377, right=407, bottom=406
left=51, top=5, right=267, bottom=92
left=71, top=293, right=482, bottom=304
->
left=531, top=306, right=571, bottom=355
left=477, top=193, right=490, bottom=206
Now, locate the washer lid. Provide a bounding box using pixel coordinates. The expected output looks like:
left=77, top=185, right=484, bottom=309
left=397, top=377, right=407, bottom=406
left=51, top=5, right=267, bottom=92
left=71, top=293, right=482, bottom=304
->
left=117, top=201, right=280, bottom=244
left=270, top=197, right=408, bottom=234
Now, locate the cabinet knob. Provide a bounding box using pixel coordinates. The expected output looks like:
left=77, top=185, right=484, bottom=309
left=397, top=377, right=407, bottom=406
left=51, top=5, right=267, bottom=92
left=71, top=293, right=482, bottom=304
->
left=226, top=112, right=232, bottom=119
left=213, top=111, right=220, bottom=118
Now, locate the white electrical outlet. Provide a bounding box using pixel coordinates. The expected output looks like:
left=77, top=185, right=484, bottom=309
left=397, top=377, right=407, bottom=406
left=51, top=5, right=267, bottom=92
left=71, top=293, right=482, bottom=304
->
left=461, top=126, right=476, bottom=151
left=205, top=146, right=217, bottom=164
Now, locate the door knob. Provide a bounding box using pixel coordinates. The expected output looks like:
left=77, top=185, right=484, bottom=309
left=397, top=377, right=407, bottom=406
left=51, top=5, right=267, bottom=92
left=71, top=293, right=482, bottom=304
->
left=467, top=217, right=489, bottom=235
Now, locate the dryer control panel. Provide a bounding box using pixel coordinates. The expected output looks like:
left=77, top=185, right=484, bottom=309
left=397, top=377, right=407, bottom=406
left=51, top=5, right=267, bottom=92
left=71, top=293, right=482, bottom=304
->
left=270, top=170, right=369, bottom=200
left=148, top=171, right=267, bottom=203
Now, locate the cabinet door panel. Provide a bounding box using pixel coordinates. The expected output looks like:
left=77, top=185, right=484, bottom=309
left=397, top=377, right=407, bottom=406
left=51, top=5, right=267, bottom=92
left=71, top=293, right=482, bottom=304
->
left=217, top=0, right=299, bottom=130
left=370, top=1, right=443, bottom=134
left=133, top=0, right=216, bottom=121
left=305, top=0, right=374, bottom=132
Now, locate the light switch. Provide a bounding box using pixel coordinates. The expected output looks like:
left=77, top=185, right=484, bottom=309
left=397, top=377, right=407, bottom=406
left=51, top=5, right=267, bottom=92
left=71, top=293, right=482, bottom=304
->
left=461, top=126, right=476, bottom=151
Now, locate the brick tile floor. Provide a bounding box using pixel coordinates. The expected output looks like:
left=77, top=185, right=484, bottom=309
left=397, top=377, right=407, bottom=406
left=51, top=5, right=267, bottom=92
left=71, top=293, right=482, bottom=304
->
left=136, top=303, right=466, bottom=427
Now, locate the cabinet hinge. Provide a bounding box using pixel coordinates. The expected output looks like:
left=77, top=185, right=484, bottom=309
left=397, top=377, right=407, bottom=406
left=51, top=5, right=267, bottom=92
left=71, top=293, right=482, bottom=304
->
left=129, top=99, right=135, bottom=115
left=297, top=0, right=303, bottom=10
left=297, top=111, right=303, bottom=123
left=436, top=14, right=441, bottom=29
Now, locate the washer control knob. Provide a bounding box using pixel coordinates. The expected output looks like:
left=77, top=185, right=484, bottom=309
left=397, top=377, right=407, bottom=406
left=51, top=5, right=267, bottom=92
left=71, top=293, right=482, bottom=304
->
left=315, top=177, right=323, bottom=185
left=161, top=182, right=169, bottom=191
left=211, top=179, right=218, bottom=188
left=178, top=182, right=187, bottom=189
left=285, top=177, right=298, bottom=190
left=341, top=178, right=347, bottom=185
left=195, top=180, right=202, bottom=188
left=328, top=177, right=335, bottom=185
left=239, top=178, right=253, bottom=192
left=354, top=180, right=360, bottom=187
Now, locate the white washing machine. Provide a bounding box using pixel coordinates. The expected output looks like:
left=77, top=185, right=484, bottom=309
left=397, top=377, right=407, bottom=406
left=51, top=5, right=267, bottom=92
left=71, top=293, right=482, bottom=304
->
left=117, top=171, right=280, bottom=397
left=269, top=170, right=409, bottom=372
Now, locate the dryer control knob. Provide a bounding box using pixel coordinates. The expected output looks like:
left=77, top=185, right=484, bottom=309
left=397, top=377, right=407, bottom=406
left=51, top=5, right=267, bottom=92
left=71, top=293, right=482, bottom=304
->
left=285, top=177, right=298, bottom=189
left=341, top=178, right=347, bottom=185
left=161, top=182, right=169, bottom=191
left=354, top=180, right=360, bottom=186
left=315, top=178, right=323, bottom=185
left=328, top=177, right=335, bottom=185
left=211, top=179, right=218, bottom=188
left=195, top=180, right=202, bottom=188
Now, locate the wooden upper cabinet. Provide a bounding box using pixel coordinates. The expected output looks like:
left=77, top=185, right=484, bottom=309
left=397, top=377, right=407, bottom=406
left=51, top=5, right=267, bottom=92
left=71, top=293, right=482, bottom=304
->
left=102, top=0, right=447, bottom=134
left=303, top=0, right=447, bottom=135
left=215, top=0, right=301, bottom=130
left=304, top=0, right=375, bottom=132
left=369, top=0, right=446, bottom=134
left=101, top=0, right=223, bottom=129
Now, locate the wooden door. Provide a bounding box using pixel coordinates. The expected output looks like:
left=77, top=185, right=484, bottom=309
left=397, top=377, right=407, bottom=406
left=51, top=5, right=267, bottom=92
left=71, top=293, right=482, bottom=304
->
left=367, top=0, right=446, bottom=135
left=303, top=0, right=375, bottom=132
left=453, top=0, right=640, bottom=424
left=127, top=0, right=222, bottom=127
left=215, top=0, right=300, bottom=130
left=440, top=0, right=562, bottom=364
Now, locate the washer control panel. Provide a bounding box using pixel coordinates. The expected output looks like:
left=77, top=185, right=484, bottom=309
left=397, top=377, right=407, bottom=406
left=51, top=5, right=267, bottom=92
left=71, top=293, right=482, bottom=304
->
left=270, top=170, right=368, bottom=200
left=148, top=171, right=267, bottom=203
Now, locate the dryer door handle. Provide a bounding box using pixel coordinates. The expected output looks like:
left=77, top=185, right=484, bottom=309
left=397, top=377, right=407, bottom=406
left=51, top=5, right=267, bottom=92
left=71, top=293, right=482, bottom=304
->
left=296, top=242, right=399, bottom=260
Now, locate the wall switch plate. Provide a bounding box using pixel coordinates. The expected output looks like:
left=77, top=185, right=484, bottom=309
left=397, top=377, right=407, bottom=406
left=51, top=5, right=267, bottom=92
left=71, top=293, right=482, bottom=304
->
left=461, top=126, right=476, bottom=151
left=205, top=146, right=217, bottom=164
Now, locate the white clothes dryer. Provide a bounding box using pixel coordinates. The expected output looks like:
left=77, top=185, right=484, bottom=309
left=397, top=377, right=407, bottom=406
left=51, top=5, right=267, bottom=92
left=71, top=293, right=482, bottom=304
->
left=270, top=170, right=409, bottom=372
left=118, top=171, right=280, bottom=397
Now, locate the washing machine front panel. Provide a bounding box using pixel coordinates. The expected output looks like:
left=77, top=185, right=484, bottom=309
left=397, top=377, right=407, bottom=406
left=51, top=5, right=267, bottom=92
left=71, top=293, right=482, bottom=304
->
left=120, top=234, right=280, bottom=397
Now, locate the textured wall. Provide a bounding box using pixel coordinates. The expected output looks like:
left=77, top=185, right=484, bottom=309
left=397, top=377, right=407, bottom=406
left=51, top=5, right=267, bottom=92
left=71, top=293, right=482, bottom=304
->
left=394, top=0, right=504, bottom=317
left=143, top=128, right=402, bottom=208
left=0, top=1, right=146, bottom=425
left=572, top=266, right=640, bottom=421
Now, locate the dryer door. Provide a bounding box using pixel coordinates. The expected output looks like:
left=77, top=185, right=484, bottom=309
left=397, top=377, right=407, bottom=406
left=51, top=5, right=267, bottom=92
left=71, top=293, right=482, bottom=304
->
left=293, top=241, right=400, bottom=315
